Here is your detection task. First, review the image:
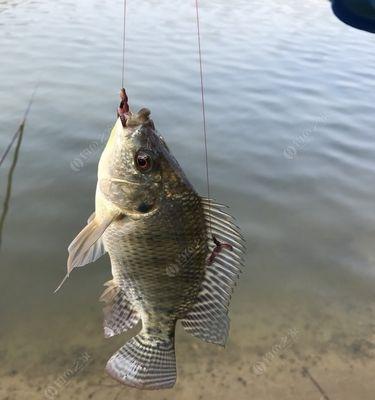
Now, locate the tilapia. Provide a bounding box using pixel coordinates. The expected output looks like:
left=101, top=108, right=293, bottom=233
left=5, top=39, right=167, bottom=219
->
left=59, top=108, right=245, bottom=389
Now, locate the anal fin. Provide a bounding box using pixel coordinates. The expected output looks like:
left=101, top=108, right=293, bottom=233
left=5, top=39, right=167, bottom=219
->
left=100, top=280, right=140, bottom=338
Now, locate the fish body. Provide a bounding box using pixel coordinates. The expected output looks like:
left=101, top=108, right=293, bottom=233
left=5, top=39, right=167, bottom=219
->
left=62, top=109, right=244, bottom=389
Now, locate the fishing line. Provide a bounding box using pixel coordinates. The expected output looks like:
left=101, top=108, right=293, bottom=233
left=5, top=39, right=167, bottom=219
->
left=121, top=0, right=128, bottom=88
left=195, top=0, right=213, bottom=233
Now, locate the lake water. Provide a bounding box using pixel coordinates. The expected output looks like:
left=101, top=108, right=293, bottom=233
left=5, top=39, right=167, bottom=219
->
left=1, top=0, right=375, bottom=399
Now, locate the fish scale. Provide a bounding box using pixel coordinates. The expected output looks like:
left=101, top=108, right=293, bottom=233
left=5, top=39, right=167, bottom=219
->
left=104, top=196, right=207, bottom=313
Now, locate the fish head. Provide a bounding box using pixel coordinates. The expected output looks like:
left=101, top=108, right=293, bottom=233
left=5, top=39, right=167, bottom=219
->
left=98, top=108, right=192, bottom=218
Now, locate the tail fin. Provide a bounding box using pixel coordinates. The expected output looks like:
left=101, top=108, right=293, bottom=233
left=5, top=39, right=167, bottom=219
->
left=106, top=332, right=176, bottom=390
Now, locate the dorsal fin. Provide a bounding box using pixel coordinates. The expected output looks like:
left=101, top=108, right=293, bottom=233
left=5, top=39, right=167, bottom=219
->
left=181, top=198, right=245, bottom=346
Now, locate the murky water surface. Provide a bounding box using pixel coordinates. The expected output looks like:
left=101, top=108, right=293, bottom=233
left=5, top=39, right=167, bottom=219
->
left=1, top=1, right=375, bottom=399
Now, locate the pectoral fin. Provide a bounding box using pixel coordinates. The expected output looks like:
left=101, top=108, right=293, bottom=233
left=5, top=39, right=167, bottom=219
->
left=54, top=213, right=116, bottom=293
left=87, top=211, right=96, bottom=224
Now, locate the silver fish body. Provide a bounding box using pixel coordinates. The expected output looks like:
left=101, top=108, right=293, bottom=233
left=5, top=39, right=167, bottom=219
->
left=62, top=109, right=245, bottom=389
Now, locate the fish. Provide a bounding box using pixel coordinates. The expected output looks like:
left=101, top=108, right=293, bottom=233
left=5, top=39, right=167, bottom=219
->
left=58, top=108, right=245, bottom=389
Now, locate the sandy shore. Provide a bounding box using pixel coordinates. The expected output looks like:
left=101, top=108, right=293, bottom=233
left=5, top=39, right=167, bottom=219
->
left=1, top=291, right=374, bottom=400
left=1, top=340, right=374, bottom=400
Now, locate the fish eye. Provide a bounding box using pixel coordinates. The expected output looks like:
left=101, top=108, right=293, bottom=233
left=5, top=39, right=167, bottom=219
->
left=135, top=150, right=153, bottom=173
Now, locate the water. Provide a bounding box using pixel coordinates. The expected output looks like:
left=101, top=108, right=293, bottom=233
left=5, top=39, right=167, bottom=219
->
left=0, top=0, right=375, bottom=399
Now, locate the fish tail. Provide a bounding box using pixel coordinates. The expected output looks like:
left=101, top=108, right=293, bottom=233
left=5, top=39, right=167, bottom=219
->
left=106, top=331, right=176, bottom=390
